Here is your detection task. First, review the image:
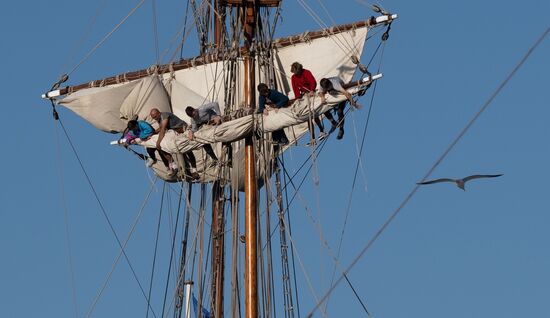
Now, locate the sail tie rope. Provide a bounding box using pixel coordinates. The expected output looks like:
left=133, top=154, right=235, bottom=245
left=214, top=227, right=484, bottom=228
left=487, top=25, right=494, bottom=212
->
left=299, top=31, right=311, bottom=43
left=54, top=117, right=158, bottom=317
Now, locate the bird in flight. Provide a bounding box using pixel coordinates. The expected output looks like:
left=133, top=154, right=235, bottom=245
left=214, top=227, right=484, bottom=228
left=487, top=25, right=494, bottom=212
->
left=417, top=174, right=503, bottom=190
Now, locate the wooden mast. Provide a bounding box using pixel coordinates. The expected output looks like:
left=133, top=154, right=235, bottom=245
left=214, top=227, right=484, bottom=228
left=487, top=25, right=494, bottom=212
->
left=243, top=1, right=258, bottom=318
left=212, top=2, right=225, bottom=318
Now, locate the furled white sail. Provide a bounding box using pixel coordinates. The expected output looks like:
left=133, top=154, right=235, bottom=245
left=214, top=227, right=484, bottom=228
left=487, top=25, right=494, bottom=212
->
left=135, top=81, right=372, bottom=185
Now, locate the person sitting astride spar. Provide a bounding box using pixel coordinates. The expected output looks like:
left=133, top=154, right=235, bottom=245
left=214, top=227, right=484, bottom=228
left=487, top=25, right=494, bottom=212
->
left=318, top=77, right=361, bottom=140
left=123, top=119, right=171, bottom=168
left=257, top=83, right=289, bottom=145
left=149, top=108, right=199, bottom=179
left=185, top=102, right=221, bottom=165
left=290, top=62, right=328, bottom=142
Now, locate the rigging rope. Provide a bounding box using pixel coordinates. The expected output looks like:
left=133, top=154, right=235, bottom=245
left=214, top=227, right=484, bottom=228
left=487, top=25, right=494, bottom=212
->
left=281, top=155, right=302, bottom=318
left=84, top=179, right=158, bottom=318
left=160, top=184, right=209, bottom=317
left=151, top=0, right=160, bottom=64
left=160, top=184, right=185, bottom=318
left=305, top=22, right=550, bottom=318
left=54, top=116, right=158, bottom=317
left=52, top=119, right=79, bottom=318
left=179, top=0, right=191, bottom=60
left=174, top=182, right=192, bottom=315
left=324, top=41, right=387, bottom=316
left=295, top=0, right=357, bottom=54
left=66, top=0, right=147, bottom=76
left=278, top=153, right=369, bottom=317
left=275, top=163, right=296, bottom=318
left=60, top=0, right=108, bottom=77
left=145, top=183, right=166, bottom=318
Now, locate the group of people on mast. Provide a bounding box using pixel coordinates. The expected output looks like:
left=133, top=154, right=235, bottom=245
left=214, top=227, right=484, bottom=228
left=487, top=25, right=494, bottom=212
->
left=122, top=103, right=222, bottom=180
left=258, top=61, right=360, bottom=144
left=122, top=61, right=358, bottom=178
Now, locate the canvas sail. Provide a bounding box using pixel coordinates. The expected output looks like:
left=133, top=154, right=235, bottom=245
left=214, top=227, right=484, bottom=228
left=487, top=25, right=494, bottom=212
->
left=57, top=25, right=370, bottom=128
left=54, top=22, right=378, bottom=185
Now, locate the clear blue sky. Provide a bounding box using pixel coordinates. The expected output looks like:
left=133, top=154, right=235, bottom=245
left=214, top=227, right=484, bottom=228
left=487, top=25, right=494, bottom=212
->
left=2, top=0, right=550, bottom=317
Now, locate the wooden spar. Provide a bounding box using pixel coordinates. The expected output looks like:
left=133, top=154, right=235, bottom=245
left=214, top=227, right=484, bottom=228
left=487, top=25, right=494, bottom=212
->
left=211, top=180, right=225, bottom=318
left=211, top=2, right=225, bottom=318
left=42, top=14, right=397, bottom=98
left=214, top=0, right=223, bottom=47
left=243, top=2, right=258, bottom=318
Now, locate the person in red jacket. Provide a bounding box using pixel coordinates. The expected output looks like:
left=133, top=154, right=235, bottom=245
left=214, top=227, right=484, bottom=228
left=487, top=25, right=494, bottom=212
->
left=290, top=62, right=337, bottom=143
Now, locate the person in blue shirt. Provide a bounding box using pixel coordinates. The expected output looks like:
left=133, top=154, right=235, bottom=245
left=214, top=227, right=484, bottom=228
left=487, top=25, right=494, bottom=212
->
left=257, top=83, right=289, bottom=145
left=123, top=119, right=170, bottom=168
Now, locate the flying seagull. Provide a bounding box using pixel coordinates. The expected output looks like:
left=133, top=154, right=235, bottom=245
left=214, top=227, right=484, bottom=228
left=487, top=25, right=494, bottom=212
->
left=417, top=174, right=503, bottom=190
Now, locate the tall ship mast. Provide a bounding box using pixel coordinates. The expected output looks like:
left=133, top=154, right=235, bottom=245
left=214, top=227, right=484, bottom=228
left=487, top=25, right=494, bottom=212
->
left=42, top=1, right=397, bottom=317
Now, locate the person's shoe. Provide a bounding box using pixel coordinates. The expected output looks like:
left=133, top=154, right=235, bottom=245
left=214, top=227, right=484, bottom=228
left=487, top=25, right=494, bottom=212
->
left=146, top=158, right=156, bottom=167
left=336, top=130, right=344, bottom=140
left=318, top=132, right=328, bottom=141
left=306, top=139, right=316, bottom=147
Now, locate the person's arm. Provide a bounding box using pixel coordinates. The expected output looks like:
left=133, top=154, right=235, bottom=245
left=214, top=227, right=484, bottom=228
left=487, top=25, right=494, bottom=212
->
left=258, top=95, right=268, bottom=115
left=211, top=102, right=221, bottom=116
left=341, top=89, right=361, bottom=109
left=156, top=119, right=168, bottom=149
left=188, top=130, right=194, bottom=140
left=333, top=79, right=359, bottom=108
left=318, top=89, right=327, bottom=104
left=291, top=76, right=301, bottom=99
left=342, top=91, right=353, bottom=103
left=191, top=118, right=199, bottom=132
left=120, top=127, right=129, bottom=142
left=304, top=70, right=317, bottom=95
left=275, top=92, right=289, bottom=108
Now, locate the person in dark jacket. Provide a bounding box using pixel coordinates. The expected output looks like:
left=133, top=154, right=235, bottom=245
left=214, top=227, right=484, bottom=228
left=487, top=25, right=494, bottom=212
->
left=257, top=83, right=289, bottom=145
